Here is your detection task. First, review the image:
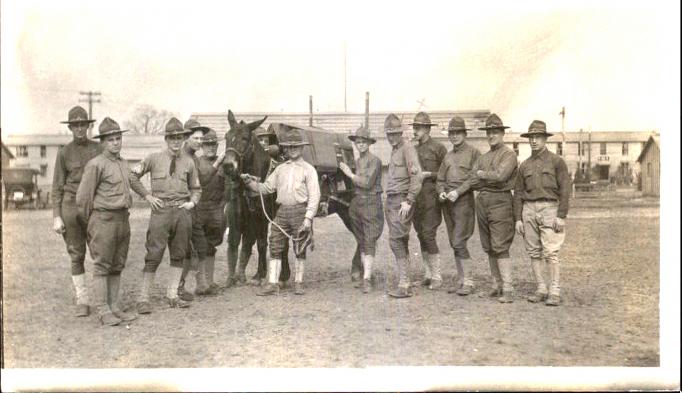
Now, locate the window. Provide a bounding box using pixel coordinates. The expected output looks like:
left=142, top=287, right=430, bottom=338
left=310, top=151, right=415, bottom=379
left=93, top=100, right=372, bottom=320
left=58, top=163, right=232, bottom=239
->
left=647, top=162, right=652, bottom=175
left=600, top=142, right=607, bottom=155
left=16, top=145, right=28, bottom=157
left=40, top=164, right=48, bottom=177
left=622, top=143, right=629, bottom=156
left=40, top=145, right=47, bottom=158
left=557, top=142, right=563, bottom=156
left=512, top=142, right=519, bottom=156
left=577, top=142, right=581, bottom=156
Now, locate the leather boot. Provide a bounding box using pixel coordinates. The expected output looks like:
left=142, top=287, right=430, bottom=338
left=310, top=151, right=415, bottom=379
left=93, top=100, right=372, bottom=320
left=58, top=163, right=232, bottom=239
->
left=167, top=266, right=190, bottom=308
left=94, top=275, right=120, bottom=326
left=108, top=275, right=137, bottom=322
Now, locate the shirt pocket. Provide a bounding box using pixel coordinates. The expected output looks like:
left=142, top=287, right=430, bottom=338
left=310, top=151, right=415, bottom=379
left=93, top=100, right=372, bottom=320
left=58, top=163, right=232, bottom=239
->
left=541, top=165, right=557, bottom=191
left=419, top=149, right=439, bottom=172
left=523, top=170, right=535, bottom=193
left=391, top=154, right=408, bottom=180
left=455, top=163, right=471, bottom=183
left=151, top=168, right=168, bottom=193
left=100, top=168, right=124, bottom=197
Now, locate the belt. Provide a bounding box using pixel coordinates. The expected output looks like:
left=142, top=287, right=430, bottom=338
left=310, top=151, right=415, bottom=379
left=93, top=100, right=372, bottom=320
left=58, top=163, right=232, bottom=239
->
left=160, top=199, right=189, bottom=208
left=526, top=198, right=558, bottom=203
left=478, top=190, right=512, bottom=194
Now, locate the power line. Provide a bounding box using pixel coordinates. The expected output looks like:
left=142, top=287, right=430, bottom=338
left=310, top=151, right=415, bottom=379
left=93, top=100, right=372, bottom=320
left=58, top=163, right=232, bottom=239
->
left=79, top=91, right=101, bottom=138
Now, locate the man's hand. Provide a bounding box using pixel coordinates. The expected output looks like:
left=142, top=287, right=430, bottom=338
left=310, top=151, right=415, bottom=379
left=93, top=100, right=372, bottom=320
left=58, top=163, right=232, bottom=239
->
left=53, top=216, right=66, bottom=235
left=298, top=217, right=312, bottom=233
left=515, top=220, right=525, bottom=236
left=447, top=190, right=459, bottom=202
left=422, top=171, right=433, bottom=179
left=145, top=195, right=164, bottom=211
left=399, top=201, right=412, bottom=220
left=438, top=192, right=447, bottom=202
left=553, top=217, right=565, bottom=233
left=180, top=201, right=195, bottom=211
left=476, top=170, right=485, bottom=179
left=339, top=162, right=353, bottom=178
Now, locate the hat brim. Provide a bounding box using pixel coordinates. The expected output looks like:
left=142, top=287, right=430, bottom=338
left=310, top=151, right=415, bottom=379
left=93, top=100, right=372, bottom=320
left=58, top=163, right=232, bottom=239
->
left=61, top=119, right=96, bottom=124
left=408, top=122, right=439, bottom=127
left=348, top=135, right=376, bottom=144
left=441, top=128, right=471, bottom=135
left=478, top=125, right=510, bottom=130
left=279, top=141, right=310, bottom=146
left=189, top=126, right=212, bottom=133
left=165, top=129, right=194, bottom=136
left=520, top=132, right=554, bottom=138
left=93, top=129, right=130, bottom=139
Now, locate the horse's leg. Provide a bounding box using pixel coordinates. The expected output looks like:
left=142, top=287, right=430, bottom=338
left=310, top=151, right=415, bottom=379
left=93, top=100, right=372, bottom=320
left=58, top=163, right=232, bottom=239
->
left=332, top=199, right=363, bottom=280
left=225, top=196, right=242, bottom=288
left=254, top=212, right=269, bottom=284
left=238, top=220, right=256, bottom=284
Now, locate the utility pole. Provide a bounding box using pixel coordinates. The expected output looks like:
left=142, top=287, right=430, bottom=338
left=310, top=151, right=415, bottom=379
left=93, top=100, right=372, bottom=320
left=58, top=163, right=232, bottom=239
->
left=343, top=42, right=347, bottom=113
left=309, top=95, right=313, bottom=127
left=578, top=128, right=583, bottom=176
left=79, top=91, right=101, bottom=138
left=587, top=127, right=592, bottom=183
left=559, top=106, right=566, bottom=156
left=364, top=92, right=370, bottom=129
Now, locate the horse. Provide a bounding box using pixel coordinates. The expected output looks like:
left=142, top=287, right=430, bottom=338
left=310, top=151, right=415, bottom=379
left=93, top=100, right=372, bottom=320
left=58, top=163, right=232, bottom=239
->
left=222, top=110, right=291, bottom=286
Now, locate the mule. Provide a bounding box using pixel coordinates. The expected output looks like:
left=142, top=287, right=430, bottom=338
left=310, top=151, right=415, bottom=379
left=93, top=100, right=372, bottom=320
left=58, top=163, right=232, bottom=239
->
left=222, top=110, right=290, bottom=286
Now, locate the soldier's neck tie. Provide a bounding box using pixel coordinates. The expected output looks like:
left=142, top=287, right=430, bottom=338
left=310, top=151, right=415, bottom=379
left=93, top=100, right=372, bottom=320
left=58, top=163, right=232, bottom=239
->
left=169, top=156, right=176, bottom=176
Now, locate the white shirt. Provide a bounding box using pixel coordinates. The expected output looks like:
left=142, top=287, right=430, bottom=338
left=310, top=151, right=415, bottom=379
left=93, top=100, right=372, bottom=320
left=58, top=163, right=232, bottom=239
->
left=256, top=158, right=321, bottom=220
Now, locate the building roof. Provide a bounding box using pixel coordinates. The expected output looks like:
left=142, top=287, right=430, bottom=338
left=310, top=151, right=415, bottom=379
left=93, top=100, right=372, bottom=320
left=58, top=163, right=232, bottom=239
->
left=2, top=141, right=15, bottom=159
left=636, top=135, right=660, bottom=163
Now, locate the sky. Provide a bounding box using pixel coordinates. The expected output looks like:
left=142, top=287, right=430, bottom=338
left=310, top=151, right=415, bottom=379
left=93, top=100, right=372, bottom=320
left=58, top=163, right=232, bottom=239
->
left=1, top=0, right=680, bottom=135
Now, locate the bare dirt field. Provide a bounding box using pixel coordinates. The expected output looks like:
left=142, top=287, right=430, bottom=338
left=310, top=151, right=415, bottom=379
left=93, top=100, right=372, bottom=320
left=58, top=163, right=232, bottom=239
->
left=2, top=200, right=659, bottom=368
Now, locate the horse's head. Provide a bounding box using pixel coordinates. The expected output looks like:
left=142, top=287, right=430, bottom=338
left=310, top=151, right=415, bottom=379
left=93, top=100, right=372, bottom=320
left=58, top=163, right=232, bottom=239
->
left=223, top=110, right=267, bottom=176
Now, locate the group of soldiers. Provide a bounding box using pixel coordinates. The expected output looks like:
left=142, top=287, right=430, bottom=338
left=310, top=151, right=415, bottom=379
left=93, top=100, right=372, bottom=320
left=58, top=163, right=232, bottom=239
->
left=52, top=105, right=570, bottom=327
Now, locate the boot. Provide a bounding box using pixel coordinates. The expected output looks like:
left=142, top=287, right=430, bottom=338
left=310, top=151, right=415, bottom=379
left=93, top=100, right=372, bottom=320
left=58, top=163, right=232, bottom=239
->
left=225, top=246, right=239, bottom=287
left=194, top=257, right=209, bottom=295
left=167, top=266, right=190, bottom=308
left=72, top=273, right=90, bottom=317
left=257, top=259, right=280, bottom=296
left=427, top=253, right=443, bottom=290
left=94, top=275, right=120, bottom=326
left=530, top=257, right=548, bottom=296
left=455, top=257, right=474, bottom=295
left=204, top=255, right=220, bottom=294
left=497, top=257, right=514, bottom=294
left=108, top=275, right=137, bottom=322
left=137, top=272, right=155, bottom=314
left=236, top=249, right=250, bottom=284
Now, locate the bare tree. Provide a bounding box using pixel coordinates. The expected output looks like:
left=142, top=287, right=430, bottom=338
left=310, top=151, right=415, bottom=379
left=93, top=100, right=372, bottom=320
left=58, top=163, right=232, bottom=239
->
left=123, top=105, right=177, bottom=134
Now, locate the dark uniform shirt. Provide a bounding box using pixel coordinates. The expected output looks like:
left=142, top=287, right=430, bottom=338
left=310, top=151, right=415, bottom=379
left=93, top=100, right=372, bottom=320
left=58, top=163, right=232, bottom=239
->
left=130, top=148, right=201, bottom=205
left=513, top=147, right=571, bottom=220
left=76, top=150, right=133, bottom=219
left=436, top=142, right=482, bottom=196
left=470, top=144, right=518, bottom=192
left=415, top=136, right=447, bottom=182
left=197, top=155, right=226, bottom=205
left=386, top=140, right=422, bottom=204
left=51, top=138, right=102, bottom=217
left=352, top=152, right=383, bottom=195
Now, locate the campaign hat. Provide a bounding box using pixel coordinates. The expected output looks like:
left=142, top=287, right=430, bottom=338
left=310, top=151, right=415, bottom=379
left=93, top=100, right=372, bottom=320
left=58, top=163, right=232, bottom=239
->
left=165, top=117, right=193, bottom=136
left=520, top=120, right=554, bottom=138
left=278, top=128, right=310, bottom=146
left=184, top=118, right=211, bottom=133
left=348, top=125, right=376, bottom=144
left=92, top=117, right=129, bottom=139
left=478, top=113, right=510, bottom=131
left=384, top=113, right=406, bottom=134
left=61, top=106, right=95, bottom=124
left=408, top=111, right=438, bottom=127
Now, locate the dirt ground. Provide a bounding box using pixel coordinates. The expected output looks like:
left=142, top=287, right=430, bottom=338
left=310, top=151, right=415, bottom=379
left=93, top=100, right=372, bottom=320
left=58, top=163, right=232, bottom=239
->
left=2, top=200, right=659, bottom=368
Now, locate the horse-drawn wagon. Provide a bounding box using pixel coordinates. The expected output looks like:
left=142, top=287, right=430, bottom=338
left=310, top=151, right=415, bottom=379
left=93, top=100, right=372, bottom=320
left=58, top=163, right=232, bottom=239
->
left=2, top=167, right=42, bottom=210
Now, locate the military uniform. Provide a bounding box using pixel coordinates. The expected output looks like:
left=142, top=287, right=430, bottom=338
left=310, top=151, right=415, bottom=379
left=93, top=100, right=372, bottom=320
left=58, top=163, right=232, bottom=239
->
left=436, top=117, right=481, bottom=295
left=409, top=112, right=447, bottom=289
left=52, top=106, right=100, bottom=317
left=383, top=114, right=422, bottom=298
left=129, top=117, right=201, bottom=312
left=76, top=117, right=137, bottom=326
left=514, top=120, right=571, bottom=306
left=343, top=126, right=384, bottom=293
left=472, top=114, right=518, bottom=303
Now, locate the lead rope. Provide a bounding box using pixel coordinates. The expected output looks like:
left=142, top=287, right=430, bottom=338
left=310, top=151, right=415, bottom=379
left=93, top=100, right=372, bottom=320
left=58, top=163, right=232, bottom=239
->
left=256, top=187, right=309, bottom=245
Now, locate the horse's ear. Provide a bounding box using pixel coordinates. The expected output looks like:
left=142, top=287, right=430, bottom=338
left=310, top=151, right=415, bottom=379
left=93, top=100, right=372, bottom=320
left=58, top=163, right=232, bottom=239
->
left=227, top=110, right=237, bottom=129
left=248, top=116, right=268, bottom=132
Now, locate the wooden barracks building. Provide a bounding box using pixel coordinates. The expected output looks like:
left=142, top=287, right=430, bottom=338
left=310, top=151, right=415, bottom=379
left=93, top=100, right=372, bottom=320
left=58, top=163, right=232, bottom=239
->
left=3, top=110, right=658, bottom=200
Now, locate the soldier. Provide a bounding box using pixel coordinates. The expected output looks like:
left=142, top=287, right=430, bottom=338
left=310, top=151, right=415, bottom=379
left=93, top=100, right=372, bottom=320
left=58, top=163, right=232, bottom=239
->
left=470, top=113, right=518, bottom=303
left=129, top=117, right=202, bottom=313
left=409, top=111, right=447, bottom=290
left=383, top=114, right=423, bottom=299
left=193, top=128, right=227, bottom=295
left=76, top=117, right=137, bottom=326
left=339, top=125, right=384, bottom=294
left=241, top=128, right=320, bottom=296
left=177, top=119, right=210, bottom=301
left=436, top=117, right=481, bottom=296
left=513, top=120, right=571, bottom=306
left=52, top=105, right=102, bottom=317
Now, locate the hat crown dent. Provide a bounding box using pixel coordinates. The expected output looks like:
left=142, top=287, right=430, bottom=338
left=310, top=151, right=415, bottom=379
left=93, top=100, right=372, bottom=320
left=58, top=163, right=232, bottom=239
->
left=413, top=111, right=432, bottom=124
left=384, top=113, right=403, bottom=132
left=165, top=117, right=185, bottom=134
left=485, top=113, right=504, bottom=127
left=202, top=129, right=219, bottom=142
left=66, top=106, right=91, bottom=122
left=279, top=128, right=307, bottom=145
left=528, top=120, right=547, bottom=132
left=184, top=118, right=202, bottom=130
left=254, top=126, right=272, bottom=137
left=448, top=116, right=467, bottom=130
left=99, top=117, right=121, bottom=133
